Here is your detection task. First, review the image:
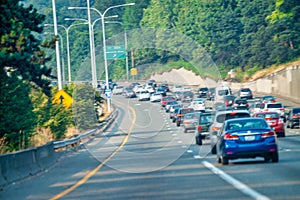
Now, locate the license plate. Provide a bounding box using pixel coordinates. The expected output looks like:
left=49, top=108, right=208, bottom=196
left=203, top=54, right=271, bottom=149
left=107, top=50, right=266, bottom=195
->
left=244, top=135, right=255, bottom=141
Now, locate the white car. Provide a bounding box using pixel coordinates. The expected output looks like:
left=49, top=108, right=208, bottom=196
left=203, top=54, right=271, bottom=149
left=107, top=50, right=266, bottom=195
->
left=150, top=93, right=162, bottom=102
left=138, top=90, right=150, bottom=101
left=113, top=85, right=124, bottom=95
left=260, top=102, right=285, bottom=118
left=145, top=85, right=155, bottom=94
left=171, top=85, right=182, bottom=93
left=133, top=85, right=144, bottom=93
left=189, top=99, right=205, bottom=111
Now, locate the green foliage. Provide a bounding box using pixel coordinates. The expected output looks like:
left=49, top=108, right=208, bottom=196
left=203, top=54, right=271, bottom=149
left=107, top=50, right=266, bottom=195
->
left=0, top=70, right=36, bottom=152
left=72, top=84, right=98, bottom=131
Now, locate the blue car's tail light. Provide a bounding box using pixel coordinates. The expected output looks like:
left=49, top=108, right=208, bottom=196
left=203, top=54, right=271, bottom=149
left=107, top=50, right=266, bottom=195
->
left=261, top=131, right=275, bottom=138
left=224, top=133, right=239, bottom=140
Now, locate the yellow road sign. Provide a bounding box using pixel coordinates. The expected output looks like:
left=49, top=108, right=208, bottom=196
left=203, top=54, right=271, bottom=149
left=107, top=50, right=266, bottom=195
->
left=52, top=89, right=73, bottom=109
left=131, top=68, right=137, bottom=76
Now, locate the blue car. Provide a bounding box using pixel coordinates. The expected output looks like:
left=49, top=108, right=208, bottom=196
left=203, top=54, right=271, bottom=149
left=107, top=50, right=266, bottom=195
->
left=216, top=117, right=279, bottom=165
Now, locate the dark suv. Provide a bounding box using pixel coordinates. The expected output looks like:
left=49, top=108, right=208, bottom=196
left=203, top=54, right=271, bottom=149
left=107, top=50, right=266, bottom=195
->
left=195, top=112, right=215, bottom=145
left=286, top=107, right=300, bottom=129
left=197, top=87, right=208, bottom=98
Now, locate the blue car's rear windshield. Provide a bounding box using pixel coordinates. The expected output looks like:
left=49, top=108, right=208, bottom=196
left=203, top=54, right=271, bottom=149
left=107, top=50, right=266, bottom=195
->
left=226, top=119, right=268, bottom=131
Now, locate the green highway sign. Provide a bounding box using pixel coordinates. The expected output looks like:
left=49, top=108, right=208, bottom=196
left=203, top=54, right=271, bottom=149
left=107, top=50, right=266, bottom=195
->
left=106, top=46, right=126, bottom=59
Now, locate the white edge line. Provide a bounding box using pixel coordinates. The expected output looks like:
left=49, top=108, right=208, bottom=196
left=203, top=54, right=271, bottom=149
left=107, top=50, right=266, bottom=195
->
left=202, top=161, right=270, bottom=200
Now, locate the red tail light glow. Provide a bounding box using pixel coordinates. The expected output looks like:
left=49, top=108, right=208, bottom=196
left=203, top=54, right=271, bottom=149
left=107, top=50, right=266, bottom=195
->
left=224, top=133, right=239, bottom=140
left=197, top=126, right=202, bottom=132
left=261, top=131, right=275, bottom=138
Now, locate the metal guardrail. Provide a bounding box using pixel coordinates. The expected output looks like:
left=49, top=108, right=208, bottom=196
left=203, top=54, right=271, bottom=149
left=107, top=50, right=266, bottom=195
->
left=53, top=110, right=118, bottom=150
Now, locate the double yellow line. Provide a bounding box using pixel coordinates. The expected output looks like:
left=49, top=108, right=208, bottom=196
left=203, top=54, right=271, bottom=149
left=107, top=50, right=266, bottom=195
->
left=50, top=101, right=136, bottom=200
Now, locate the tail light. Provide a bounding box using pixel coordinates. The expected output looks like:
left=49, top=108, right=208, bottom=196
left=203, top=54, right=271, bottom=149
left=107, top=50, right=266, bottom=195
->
left=280, top=108, right=285, bottom=111
left=212, top=126, right=220, bottom=131
left=292, top=114, right=300, bottom=119
left=278, top=119, right=284, bottom=124
left=224, top=133, right=239, bottom=140
left=264, top=109, right=269, bottom=112
left=261, top=131, right=275, bottom=138
left=178, top=114, right=183, bottom=117
left=197, top=125, right=202, bottom=132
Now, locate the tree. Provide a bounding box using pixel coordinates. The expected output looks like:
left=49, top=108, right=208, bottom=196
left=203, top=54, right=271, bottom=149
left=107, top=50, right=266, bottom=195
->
left=0, top=0, right=52, bottom=151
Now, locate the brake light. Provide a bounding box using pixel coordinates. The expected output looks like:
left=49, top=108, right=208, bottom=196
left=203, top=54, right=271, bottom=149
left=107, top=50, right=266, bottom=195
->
left=292, top=114, right=300, bottom=119
left=261, top=131, right=275, bottom=138
left=224, top=133, right=239, bottom=140
left=264, top=109, right=269, bottom=112
left=178, top=114, right=183, bottom=117
left=230, top=112, right=237, bottom=116
left=197, top=125, right=202, bottom=132
left=212, top=126, right=220, bottom=131
left=280, top=108, right=285, bottom=111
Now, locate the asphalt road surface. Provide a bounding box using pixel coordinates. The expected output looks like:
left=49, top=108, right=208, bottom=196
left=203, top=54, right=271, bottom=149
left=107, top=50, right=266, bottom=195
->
left=1, top=94, right=300, bottom=200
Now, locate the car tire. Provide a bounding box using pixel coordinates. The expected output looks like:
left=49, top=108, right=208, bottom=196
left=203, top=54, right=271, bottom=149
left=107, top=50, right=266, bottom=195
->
left=211, top=145, right=217, bottom=154
left=184, top=128, right=187, bottom=133
left=176, top=122, right=180, bottom=127
left=222, top=157, right=229, bottom=165
left=279, top=132, right=285, bottom=137
left=271, top=152, right=279, bottom=163
left=286, top=121, right=290, bottom=128
left=217, top=156, right=222, bottom=164
left=195, top=136, right=202, bottom=145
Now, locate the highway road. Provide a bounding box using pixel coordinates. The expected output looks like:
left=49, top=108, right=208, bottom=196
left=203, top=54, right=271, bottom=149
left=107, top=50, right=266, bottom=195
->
left=1, top=94, right=300, bottom=200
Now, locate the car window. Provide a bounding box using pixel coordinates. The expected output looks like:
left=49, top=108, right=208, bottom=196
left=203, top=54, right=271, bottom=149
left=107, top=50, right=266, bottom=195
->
left=293, top=108, right=300, bottom=114
left=216, top=112, right=250, bottom=123
left=218, top=90, right=229, bottom=96
left=267, top=103, right=283, bottom=108
left=227, top=119, right=268, bottom=131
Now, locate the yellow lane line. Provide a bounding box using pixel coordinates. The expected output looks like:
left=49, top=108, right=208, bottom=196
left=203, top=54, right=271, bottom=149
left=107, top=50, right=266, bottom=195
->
left=50, top=100, right=136, bottom=200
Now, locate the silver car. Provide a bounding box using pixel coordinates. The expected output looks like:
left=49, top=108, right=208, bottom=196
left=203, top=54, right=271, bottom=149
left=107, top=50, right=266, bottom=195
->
left=209, top=109, right=250, bottom=154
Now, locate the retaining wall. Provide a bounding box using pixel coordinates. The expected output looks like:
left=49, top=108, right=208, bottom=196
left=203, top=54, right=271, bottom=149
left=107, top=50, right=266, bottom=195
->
left=227, top=65, right=300, bottom=103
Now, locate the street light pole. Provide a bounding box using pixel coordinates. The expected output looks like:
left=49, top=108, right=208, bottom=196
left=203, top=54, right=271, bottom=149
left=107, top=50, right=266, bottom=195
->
left=45, top=23, right=88, bottom=82
left=44, top=32, right=65, bottom=83
left=100, top=3, right=135, bottom=113
left=65, top=16, right=117, bottom=84
left=86, top=0, right=97, bottom=88
left=51, top=0, right=62, bottom=90
left=69, top=3, right=135, bottom=113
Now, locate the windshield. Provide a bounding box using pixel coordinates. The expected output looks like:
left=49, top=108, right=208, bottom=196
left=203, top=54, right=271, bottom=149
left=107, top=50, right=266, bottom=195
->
left=218, top=89, right=229, bottom=96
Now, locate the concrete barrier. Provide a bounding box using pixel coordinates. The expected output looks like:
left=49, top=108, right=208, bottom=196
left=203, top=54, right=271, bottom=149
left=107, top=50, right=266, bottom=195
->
left=36, top=142, right=57, bottom=170
left=0, top=149, right=41, bottom=186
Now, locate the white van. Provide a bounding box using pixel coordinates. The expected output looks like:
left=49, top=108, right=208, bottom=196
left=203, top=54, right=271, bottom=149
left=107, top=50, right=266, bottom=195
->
left=215, top=85, right=232, bottom=102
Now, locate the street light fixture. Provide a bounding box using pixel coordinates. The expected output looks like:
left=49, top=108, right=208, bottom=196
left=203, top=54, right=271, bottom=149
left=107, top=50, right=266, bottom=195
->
left=69, top=3, right=135, bottom=113
left=65, top=15, right=117, bottom=85
left=45, top=23, right=88, bottom=82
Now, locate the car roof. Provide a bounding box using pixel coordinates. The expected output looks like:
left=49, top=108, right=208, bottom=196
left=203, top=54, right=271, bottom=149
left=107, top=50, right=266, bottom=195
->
left=224, top=117, right=264, bottom=123
left=215, top=109, right=250, bottom=115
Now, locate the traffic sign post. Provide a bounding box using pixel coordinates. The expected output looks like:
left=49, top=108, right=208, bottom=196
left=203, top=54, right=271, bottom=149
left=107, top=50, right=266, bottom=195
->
left=131, top=68, right=137, bottom=76
left=106, top=45, right=126, bottom=59
left=105, top=88, right=112, bottom=98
